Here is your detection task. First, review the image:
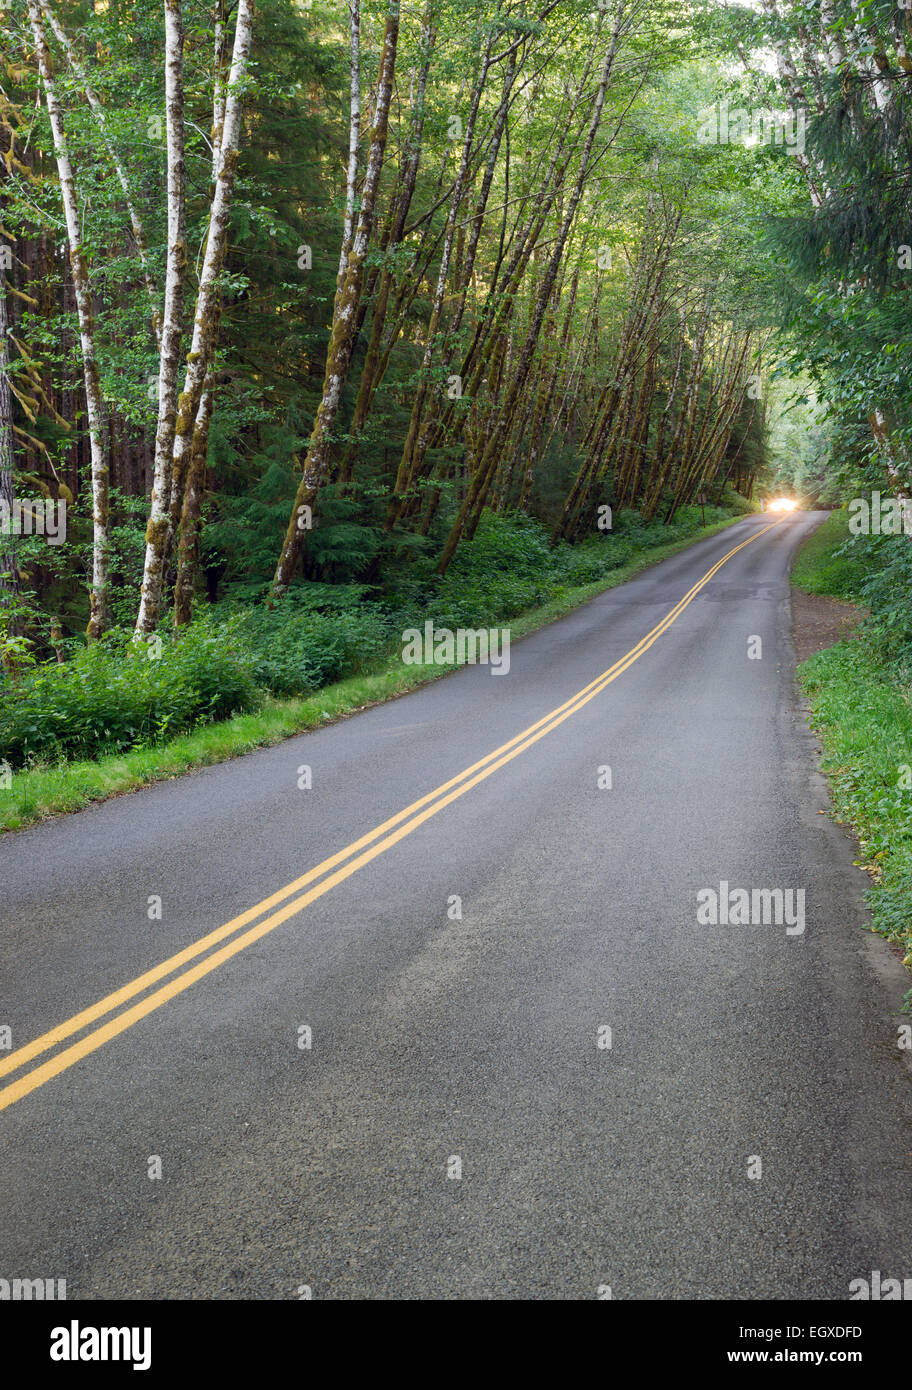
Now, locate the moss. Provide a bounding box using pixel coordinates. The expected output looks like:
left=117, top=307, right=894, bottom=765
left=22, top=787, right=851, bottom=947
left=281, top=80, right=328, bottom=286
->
left=143, top=514, right=171, bottom=549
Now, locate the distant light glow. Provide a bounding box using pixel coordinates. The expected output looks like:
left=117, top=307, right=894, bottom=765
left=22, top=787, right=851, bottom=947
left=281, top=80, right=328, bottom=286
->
left=768, top=497, right=797, bottom=512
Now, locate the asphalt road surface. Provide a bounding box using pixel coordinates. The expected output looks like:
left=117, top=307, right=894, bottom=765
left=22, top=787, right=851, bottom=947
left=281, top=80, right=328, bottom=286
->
left=2, top=511, right=911, bottom=1300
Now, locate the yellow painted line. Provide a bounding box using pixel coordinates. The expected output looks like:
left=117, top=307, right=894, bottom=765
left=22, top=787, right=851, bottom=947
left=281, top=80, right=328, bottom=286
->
left=0, top=518, right=780, bottom=1113
left=0, top=520, right=766, bottom=1084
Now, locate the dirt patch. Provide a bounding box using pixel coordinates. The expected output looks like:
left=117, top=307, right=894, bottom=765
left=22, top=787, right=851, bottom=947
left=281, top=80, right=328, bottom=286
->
left=791, top=587, right=863, bottom=663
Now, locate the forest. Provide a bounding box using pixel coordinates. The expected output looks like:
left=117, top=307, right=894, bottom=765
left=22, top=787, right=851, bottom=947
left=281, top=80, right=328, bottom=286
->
left=1, top=0, right=910, bottom=783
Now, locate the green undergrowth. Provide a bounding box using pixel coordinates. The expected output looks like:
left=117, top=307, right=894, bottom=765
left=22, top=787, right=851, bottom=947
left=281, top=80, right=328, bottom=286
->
left=793, top=508, right=912, bottom=977
left=0, top=505, right=749, bottom=832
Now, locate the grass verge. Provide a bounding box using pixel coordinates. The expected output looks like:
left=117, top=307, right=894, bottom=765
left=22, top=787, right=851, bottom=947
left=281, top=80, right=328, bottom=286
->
left=0, top=512, right=747, bottom=833
left=790, top=508, right=870, bottom=599
left=792, top=508, right=912, bottom=973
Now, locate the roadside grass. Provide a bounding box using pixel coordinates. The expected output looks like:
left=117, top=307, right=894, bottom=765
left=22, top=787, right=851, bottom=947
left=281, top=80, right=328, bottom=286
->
left=789, top=508, right=867, bottom=600
left=790, top=508, right=869, bottom=599
left=801, top=645, right=912, bottom=971
left=792, top=508, right=912, bottom=973
left=0, top=512, right=747, bottom=833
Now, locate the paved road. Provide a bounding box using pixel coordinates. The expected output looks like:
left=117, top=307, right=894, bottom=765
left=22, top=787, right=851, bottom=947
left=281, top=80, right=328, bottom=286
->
left=2, top=511, right=911, bottom=1300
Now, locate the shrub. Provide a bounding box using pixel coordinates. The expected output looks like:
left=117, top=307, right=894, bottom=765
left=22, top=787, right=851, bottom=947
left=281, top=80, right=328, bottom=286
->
left=0, top=503, right=745, bottom=770
left=228, top=601, right=395, bottom=696
left=430, top=511, right=557, bottom=626
left=0, top=621, right=256, bottom=768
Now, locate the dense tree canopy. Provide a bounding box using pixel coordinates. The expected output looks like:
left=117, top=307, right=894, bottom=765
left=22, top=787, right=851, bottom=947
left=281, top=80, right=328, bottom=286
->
left=7, top=0, right=908, bottom=770
left=1, top=0, right=806, bottom=647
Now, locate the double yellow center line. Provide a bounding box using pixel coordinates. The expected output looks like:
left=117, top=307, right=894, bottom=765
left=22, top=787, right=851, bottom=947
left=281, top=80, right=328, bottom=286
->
left=0, top=519, right=781, bottom=1114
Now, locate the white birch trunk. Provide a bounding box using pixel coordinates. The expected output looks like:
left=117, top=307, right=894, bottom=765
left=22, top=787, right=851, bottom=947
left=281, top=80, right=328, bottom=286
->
left=27, top=0, right=110, bottom=637
left=0, top=264, right=17, bottom=603
left=758, top=0, right=825, bottom=204
left=336, top=0, right=361, bottom=297
left=135, top=0, right=254, bottom=633
left=37, top=0, right=163, bottom=348
left=818, top=0, right=849, bottom=71
left=212, top=0, right=229, bottom=174
left=134, top=0, right=186, bottom=636
left=171, top=5, right=233, bottom=628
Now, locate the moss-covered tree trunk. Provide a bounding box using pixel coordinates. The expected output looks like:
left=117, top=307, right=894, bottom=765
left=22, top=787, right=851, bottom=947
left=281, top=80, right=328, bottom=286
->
left=336, top=5, right=437, bottom=489
left=401, top=46, right=591, bottom=517
left=336, top=0, right=361, bottom=302
left=386, top=30, right=495, bottom=529
left=271, top=0, right=400, bottom=596
left=0, top=260, right=17, bottom=620
left=172, top=377, right=214, bottom=628
left=640, top=312, right=687, bottom=521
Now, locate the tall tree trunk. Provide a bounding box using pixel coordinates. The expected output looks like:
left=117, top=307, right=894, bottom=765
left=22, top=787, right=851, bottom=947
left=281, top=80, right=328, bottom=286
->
left=172, top=2, right=233, bottom=627
left=436, top=0, right=625, bottom=575
left=272, top=0, right=400, bottom=596
left=404, top=39, right=595, bottom=511
left=387, top=29, right=496, bottom=527
left=335, top=10, right=437, bottom=488
left=36, top=0, right=163, bottom=348
left=336, top=0, right=361, bottom=299
left=134, top=0, right=186, bottom=636
left=172, top=379, right=214, bottom=626
left=27, top=0, right=110, bottom=637
left=0, top=260, right=18, bottom=627
left=641, top=307, right=687, bottom=521
left=135, top=0, right=254, bottom=633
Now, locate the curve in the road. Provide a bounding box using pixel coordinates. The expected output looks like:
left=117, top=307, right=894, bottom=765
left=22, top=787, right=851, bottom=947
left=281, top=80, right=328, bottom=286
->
left=0, top=518, right=782, bottom=1114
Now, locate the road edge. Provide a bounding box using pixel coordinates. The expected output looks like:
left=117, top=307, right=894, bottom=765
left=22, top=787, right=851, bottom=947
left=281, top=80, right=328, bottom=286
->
left=787, top=516, right=912, bottom=1020
left=0, top=513, right=752, bottom=835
